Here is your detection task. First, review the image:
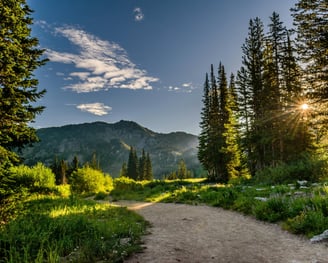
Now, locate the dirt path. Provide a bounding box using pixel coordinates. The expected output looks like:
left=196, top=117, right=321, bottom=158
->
left=115, top=201, right=328, bottom=263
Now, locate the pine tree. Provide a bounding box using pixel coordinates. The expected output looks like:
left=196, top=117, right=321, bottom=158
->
left=59, top=159, right=68, bottom=185
left=198, top=73, right=211, bottom=176
left=145, top=153, right=153, bottom=180
left=177, top=159, right=188, bottom=179
left=236, top=66, right=253, bottom=160
left=198, top=63, right=245, bottom=183
left=127, top=147, right=138, bottom=180
left=0, top=0, right=47, bottom=166
left=291, top=0, right=328, bottom=145
left=240, top=17, right=266, bottom=172
left=291, top=0, right=328, bottom=102
left=138, top=149, right=146, bottom=180
left=120, top=162, right=128, bottom=178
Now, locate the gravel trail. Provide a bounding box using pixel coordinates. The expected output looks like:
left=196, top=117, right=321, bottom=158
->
left=116, top=201, right=328, bottom=263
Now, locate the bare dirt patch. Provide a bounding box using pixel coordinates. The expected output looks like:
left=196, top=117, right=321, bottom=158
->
left=115, top=201, right=328, bottom=263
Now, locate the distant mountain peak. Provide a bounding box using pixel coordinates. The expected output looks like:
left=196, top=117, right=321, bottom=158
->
left=21, top=120, right=200, bottom=178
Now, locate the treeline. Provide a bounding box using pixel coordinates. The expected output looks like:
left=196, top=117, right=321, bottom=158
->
left=199, top=6, right=327, bottom=183
left=120, top=147, right=153, bottom=181
left=50, top=152, right=101, bottom=185
left=164, top=159, right=194, bottom=180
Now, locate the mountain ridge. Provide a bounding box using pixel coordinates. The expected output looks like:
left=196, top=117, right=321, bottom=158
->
left=21, top=120, right=202, bottom=178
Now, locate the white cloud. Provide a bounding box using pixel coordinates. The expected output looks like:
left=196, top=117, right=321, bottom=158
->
left=134, top=7, right=144, bottom=21
left=76, top=103, right=112, bottom=116
left=182, top=82, right=192, bottom=88
left=168, top=82, right=196, bottom=93
left=45, top=25, right=158, bottom=92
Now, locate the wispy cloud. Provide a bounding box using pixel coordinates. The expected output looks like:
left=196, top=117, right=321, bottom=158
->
left=133, top=7, right=144, bottom=21
left=167, top=82, right=196, bottom=93
left=45, top=25, right=158, bottom=92
left=76, top=103, right=112, bottom=116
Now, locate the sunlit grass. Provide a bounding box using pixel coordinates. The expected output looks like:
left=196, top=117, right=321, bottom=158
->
left=0, top=195, right=148, bottom=263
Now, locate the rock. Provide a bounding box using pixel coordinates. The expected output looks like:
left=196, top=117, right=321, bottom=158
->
left=254, top=197, right=268, bottom=202
left=310, top=229, right=328, bottom=243
left=297, top=180, right=308, bottom=186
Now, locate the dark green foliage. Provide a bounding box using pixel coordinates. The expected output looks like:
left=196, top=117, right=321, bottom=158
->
left=253, top=198, right=289, bottom=222
left=253, top=153, right=328, bottom=184
left=127, top=147, right=139, bottom=180
left=165, top=159, right=193, bottom=180
left=198, top=64, right=245, bottom=183
left=126, top=147, right=153, bottom=181
left=0, top=0, right=47, bottom=166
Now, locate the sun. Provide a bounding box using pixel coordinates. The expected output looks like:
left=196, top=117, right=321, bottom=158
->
left=300, top=103, right=309, bottom=111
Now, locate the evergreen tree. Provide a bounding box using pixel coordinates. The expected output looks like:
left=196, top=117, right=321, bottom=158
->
left=90, top=152, right=100, bottom=170
left=119, top=162, right=128, bottom=178
left=127, top=147, right=138, bottom=180
left=145, top=153, right=153, bottom=180
left=208, top=64, right=222, bottom=181
left=177, top=159, right=188, bottom=179
left=240, top=17, right=266, bottom=172
left=291, top=0, right=328, bottom=145
left=138, top=149, right=146, bottom=180
left=236, top=66, right=252, bottom=159
left=291, top=0, right=328, bottom=102
left=59, top=159, right=68, bottom=185
left=198, top=73, right=211, bottom=176
left=0, top=0, right=47, bottom=166
left=71, top=156, right=80, bottom=172
left=198, top=63, right=245, bottom=183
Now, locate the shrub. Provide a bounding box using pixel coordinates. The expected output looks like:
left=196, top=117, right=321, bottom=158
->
left=113, top=177, right=144, bottom=192
left=254, top=153, right=328, bottom=184
left=70, top=167, right=113, bottom=195
left=284, top=211, right=328, bottom=237
left=9, top=163, right=56, bottom=193
left=253, top=197, right=289, bottom=222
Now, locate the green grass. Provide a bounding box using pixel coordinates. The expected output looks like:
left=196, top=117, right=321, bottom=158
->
left=0, top=195, right=148, bottom=263
left=111, top=177, right=328, bottom=238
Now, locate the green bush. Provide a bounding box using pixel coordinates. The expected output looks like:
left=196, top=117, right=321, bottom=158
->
left=113, top=177, right=144, bottom=192
left=253, top=197, right=289, bottom=222
left=254, top=153, right=328, bottom=184
left=284, top=211, right=328, bottom=237
left=9, top=163, right=56, bottom=193
left=70, top=167, right=113, bottom=195
left=94, top=191, right=108, bottom=200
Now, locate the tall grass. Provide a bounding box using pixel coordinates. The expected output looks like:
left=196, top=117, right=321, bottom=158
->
left=0, top=195, right=147, bottom=263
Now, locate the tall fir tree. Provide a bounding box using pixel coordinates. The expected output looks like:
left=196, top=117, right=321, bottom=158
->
left=120, top=162, right=128, bottom=178
left=240, top=17, right=266, bottom=173
left=198, top=73, right=211, bottom=176
left=198, top=63, right=245, bottom=183
left=145, top=153, right=153, bottom=180
left=291, top=0, right=328, bottom=146
left=138, top=149, right=147, bottom=180
left=127, top=147, right=138, bottom=180
left=0, top=0, right=47, bottom=166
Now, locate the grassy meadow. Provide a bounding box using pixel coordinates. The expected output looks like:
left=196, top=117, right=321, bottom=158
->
left=1, top=170, right=328, bottom=262
left=0, top=194, right=148, bottom=263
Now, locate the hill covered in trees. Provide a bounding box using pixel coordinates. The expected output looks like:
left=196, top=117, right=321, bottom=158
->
left=20, top=120, right=201, bottom=178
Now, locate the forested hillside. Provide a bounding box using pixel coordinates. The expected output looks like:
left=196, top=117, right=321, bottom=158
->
left=20, top=120, right=201, bottom=178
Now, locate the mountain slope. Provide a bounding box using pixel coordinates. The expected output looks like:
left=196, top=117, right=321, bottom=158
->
left=21, top=120, right=201, bottom=178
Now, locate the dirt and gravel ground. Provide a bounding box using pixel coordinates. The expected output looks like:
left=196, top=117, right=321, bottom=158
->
left=115, top=201, right=328, bottom=263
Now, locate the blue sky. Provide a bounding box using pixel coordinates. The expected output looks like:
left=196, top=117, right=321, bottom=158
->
left=28, top=0, right=297, bottom=135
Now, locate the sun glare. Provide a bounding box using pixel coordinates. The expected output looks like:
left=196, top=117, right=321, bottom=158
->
left=300, top=103, right=309, bottom=111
